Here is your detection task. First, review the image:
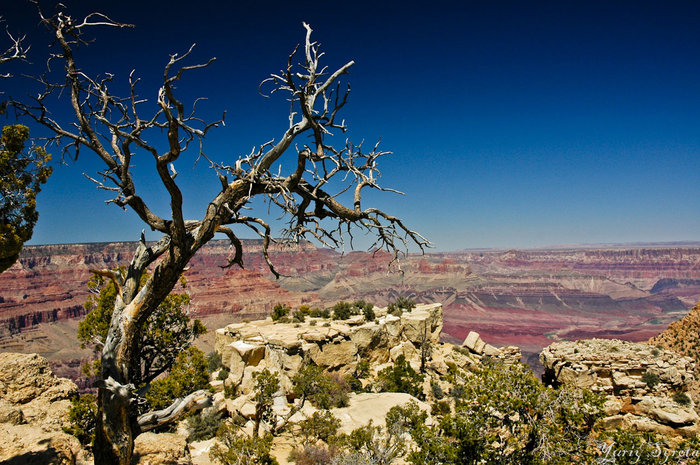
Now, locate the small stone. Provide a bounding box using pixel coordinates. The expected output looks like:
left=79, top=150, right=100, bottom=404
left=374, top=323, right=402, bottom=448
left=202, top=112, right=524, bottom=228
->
left=462, top=331, right=486, bottom=355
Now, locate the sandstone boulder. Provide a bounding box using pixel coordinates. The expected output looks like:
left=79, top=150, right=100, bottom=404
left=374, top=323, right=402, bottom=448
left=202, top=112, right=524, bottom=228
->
left=132, top=432, right=192, bottom=465
left=462, top=331, right=486, bottom=355
left=0, top=353, right=77, bottom=405
left=308, top=340, right=358, bottom=369
left=0, top=423, right=82, bottom=465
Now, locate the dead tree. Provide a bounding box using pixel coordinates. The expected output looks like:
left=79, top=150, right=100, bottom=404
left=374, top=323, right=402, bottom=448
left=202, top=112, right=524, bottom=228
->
left=0, top=17, right=29, bottom=77
left=1, top=17, right=29, bottom=113
left=14, top=4, right=428, bottom=464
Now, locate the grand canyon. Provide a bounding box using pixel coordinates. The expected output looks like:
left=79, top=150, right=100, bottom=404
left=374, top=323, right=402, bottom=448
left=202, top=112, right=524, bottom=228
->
left=1, top=240, right=699, bottom=384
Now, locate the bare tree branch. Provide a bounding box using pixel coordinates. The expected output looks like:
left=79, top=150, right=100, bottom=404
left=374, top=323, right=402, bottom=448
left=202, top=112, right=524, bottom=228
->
left=0, top=23, right=29, bottom=79
left=137, top=389, right=212, bottom=432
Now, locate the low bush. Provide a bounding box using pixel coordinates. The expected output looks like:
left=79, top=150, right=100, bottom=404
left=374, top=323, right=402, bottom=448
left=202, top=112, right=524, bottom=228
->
left=430, top=381, right=444, bottom=400
left=293, top=364, right=350, bottom=409
left=298, top=410, right=341, bottom=445
left=145, top=346, right=210, bottom=410
left=206, top=351, right=223, bottom=373
left=298, top=305, right=311, bottom=316
left=210, top=423, right=278, bottom=465
left=387, top=296, right=415, bottom=316
left=431, top=400, right=451, bottom=416
left=186, top=410, right=223, bottom=442
left=673, top=392, right=691, bottom=406
left=332, top=301, right=355, bottom=320
left=375, top=355, right=424, bottom=399
left=288, top=444, right=339, bottom=465
left=217, top=367, right=230, bottom=381
left=355, top=360, right=370, bottom=379
left=405, top=360, right=605, bottom=465
left=310, top=307, right=331, bottom=318
left=64, top=393, right=97, bottom=446
left=642, top=370, right=660, bottom=390
left=271, top=303, right=291, bottom=321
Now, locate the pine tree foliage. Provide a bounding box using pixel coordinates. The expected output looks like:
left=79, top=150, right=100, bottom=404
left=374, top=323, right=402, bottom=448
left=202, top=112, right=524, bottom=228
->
left=0, top=124, right=52, bottom=272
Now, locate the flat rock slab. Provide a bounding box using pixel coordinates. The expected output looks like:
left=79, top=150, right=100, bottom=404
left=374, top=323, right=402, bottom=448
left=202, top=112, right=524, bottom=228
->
left=330, top=392, right=430, bottom=434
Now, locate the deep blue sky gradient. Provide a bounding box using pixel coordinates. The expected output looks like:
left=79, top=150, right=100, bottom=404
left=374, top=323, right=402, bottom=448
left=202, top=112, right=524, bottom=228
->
left=2, top=0, right=699, bottom=251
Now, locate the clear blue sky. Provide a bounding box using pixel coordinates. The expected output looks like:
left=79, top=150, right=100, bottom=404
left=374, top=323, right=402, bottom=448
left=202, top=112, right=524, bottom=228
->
left=3, top=0, right=699, bottom=251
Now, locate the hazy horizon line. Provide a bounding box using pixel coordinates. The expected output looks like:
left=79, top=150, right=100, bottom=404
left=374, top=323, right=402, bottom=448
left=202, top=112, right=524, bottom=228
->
left=22, top=238, right=700, bottom=254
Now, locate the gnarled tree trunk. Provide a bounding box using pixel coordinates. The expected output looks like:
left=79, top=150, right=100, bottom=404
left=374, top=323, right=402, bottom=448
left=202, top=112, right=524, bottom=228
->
left=93, top=237, right=193, bottom=464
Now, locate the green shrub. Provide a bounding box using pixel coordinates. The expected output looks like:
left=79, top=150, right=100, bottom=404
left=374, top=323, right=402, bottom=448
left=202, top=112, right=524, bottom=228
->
left=271, top=303, right=290, bottom=321
left=376, top=355, right=424, bottom=399
left=328, top=373, right=351, bottom=408
left=332, top=301, right=355, bottom=320
left=298, top=305, right=311, bottom=316
left=292, top=365, right=350, bottom=409
left=386, top=401, right=427, bottom=429
left=354, top=360, right=370, bottom=379
left=210, top=423, right=278, bottom=465
left=186, top=410, right=223, bottom=442
left=405, top=360, right=605, bottom=465
left=206, top=351, right=223, bottom=373
left=387, top=296, right=415, bottom=316
left=642, top=370, right=660, bottom=390
left=431, top=400, right=451, bottom=416
left=252, top=369, right=280, bottom=427
left=64, top=393, right=97, bottom=446
left=217, top=367, right=230, bottom=381
left=431, top=381, right=444, bottom=400
left=345, top=375, right=363, bottom=393
left=310, top=307, right=331, bottom=318
left=298, top=410, right=341, bottom=445
left=348, top=300, right=375, bottom=321
left=224, top=382, right=237, bottom=399
left=673, top=392, right=691, bottom=406
left=145, top=347, right=211, bottom=410
left=335, top=421, right=405, bottom=464
left=292, top=310, right=306, bottom=323
left=449, top=383, right=466, bottom=400
left=288, top=444, right=339, bottom=465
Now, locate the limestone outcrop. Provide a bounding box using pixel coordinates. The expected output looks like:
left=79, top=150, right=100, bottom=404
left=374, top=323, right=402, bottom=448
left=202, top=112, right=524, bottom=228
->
left=0, top=352, right=83, bottom=464
left=540, top=339, right=698, bottom=437
left=215, top=303, right=444, bottom=397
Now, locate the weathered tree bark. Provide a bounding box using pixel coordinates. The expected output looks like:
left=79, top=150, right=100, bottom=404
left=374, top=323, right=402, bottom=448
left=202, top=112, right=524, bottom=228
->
left=137, top=389, right=212, bottom=432
left=14, top=6, right=429, bottom=464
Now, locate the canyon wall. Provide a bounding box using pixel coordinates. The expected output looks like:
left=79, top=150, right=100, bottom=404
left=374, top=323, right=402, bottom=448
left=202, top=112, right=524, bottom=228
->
left=1, top=240, right=698, bottom=380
